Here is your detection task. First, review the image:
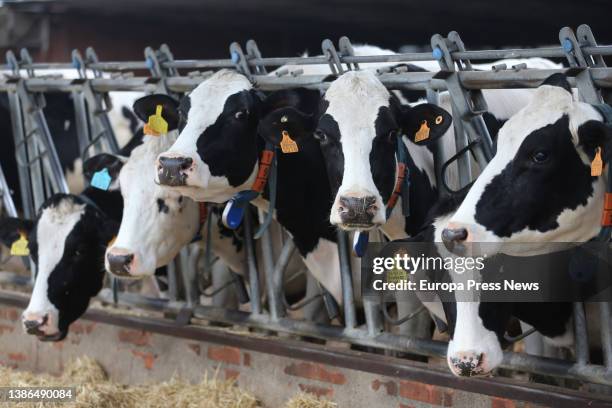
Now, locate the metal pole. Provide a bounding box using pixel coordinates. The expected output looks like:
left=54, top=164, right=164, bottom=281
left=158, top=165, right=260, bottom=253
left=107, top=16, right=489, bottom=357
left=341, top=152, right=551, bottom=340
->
left=243, top=208, right=261, bottom=314
left=337, top=230, right=356, bottom=329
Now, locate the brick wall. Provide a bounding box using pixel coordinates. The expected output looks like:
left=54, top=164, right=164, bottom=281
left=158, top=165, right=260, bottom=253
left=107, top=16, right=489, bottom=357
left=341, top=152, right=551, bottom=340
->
left=0, top=305, right=601, bottom=407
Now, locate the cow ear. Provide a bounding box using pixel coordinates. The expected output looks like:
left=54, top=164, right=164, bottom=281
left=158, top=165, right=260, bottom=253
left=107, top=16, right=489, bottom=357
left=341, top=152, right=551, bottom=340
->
left=83, top=153, right=127, bottom=190
left=258, top=106, right=316, bottom=147
left=257, top=88, right=321, bottom=148
left=132, top=94, right=180, bottom=131
left=578, top=120, right=612, bottom=164
left=0, top=217, right=34, bottom=248
left=398, top=104, right=452, bottom=146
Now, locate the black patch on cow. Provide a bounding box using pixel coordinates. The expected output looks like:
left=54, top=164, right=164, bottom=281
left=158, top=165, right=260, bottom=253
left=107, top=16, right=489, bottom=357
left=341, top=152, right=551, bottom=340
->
left=370, top=104, right=400, bottom=204
left=178, top=95, right=191, bottom=133
left=512, top=302, right=572, bottom=339
left=541, top=73, right=572, bottom=94
left=316, top=110, right=344, bottom=198
left=195, top=90, right=262, bottom=187
left=157, top=198, right=169, bottom=214
left=474, top=115, right=594, bottom=237
left=482, top=112, right=507, bottom=154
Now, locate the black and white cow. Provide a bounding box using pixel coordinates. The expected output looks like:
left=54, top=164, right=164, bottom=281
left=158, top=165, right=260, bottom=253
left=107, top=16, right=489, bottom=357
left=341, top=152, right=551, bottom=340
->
left=393, top=192, right=574, bottom=377
left=149, top=70, right=346, bottom=303
left=427, top=73, right=612, bottom=376
left=86, top=95, right=308, bottom=300
left=442, top=73, right=609, bottom=254
left=0, top=186, right=123, bottom=340
left=309, top=69, right=548, bottom=238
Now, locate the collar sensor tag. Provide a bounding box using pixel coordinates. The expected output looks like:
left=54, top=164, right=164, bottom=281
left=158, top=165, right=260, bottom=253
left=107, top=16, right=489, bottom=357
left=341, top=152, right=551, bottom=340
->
left=91, top=168, right=112, bottom=190
left=352, top=231, right=369, bottom=257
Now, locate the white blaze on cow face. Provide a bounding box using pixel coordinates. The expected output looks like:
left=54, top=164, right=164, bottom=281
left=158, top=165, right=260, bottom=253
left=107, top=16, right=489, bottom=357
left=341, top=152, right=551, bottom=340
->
left=156, top=70, right=257, bottom=203
left=324, top=71, right=391, bottom=229
left=23, top=200, right=85, bottom=338
left=444, top=84, right=606, bottom=256
left=106, top=134, right=200, bottom=278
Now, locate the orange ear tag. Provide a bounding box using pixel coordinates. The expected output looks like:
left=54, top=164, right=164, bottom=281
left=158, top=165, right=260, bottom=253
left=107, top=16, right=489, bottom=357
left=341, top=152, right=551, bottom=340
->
left=591, top=147, right=603, bottom=177
left=144, top=105, right=168, bottom=136
left=414, top=121, right=430, bottom=142
left=10, top=231, right=29, bottom=256
left=280, top=130, right=299, bottom=154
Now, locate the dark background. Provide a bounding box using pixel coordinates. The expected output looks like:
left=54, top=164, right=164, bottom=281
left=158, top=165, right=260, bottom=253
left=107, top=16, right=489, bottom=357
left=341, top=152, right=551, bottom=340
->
left=0, top=0, right=610, bottom=63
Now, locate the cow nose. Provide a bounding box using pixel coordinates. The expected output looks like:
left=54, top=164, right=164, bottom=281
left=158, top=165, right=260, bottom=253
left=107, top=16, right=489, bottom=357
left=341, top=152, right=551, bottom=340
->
left=442, top=228, right=468, bottom=243
left=107, top=252, right=135, bottom=277
left=157, top=155, right=192, bottom=186
left=22, top=313, right=48, bottom=334
left=337, top=195, right=378, bottom=228
left=448, top=351, right=485, bottom=377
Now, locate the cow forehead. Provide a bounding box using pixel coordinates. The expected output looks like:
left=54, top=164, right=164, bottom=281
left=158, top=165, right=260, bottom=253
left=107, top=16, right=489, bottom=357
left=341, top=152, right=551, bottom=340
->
left=497, top=86, right=576, bottom=149
left=496, top=86, right=601, bottom=161
left=35, top=199, right=85, bottom=279
left=185, top=70, right=252, bottom=132
left=324, top=71, right=390, bottom=142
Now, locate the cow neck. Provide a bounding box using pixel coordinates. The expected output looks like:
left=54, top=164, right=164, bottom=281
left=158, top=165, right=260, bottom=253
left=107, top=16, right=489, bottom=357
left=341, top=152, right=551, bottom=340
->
left=190, top=202, right=209, bottom=243
left=78, top=187, right=123, bottom=222
left=221, top=142, right=276, bottom=231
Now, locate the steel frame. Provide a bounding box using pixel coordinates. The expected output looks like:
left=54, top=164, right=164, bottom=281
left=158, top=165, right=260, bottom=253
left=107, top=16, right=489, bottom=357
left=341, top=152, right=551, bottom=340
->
left=0, top=24, right=611, bottom=388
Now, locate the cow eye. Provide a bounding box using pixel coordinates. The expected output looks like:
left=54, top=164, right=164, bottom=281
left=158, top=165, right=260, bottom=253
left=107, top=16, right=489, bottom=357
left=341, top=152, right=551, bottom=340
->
left=235, top=110, right=248, bottom=120
left=532, top=150, right=549, bottom=163
left=314, top=130, right=328, bottom=144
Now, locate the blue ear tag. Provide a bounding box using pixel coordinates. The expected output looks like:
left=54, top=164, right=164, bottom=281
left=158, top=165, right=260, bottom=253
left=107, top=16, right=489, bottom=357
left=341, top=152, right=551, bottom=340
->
left=222, top=190, right=260, bottom=229
left=352, top=231, right=369, bottom=257
left=91, top=168, right=112, bottom=191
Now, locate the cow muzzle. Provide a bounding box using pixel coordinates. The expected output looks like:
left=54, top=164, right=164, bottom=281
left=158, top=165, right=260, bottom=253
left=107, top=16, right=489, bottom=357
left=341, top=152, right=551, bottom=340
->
left=106, top=248, right=136, bottom=278
left=441, top=223, right=470, bottom=255
left=333, top=194, right=382, bottom=230
left=156, top=154, right=193, bottom=187
left=448, top=351, right=488, bottom=377
left=22, top=312, right=64, bottom=341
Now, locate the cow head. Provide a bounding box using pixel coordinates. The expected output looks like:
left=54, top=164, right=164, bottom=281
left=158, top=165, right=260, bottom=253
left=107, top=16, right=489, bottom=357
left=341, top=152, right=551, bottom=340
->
left=0, top=195, right=117, bottom=341
left=442, top=74, right=611, bottom=256
left=156, top=70, right=264, bottom=202
left=313, top=70, right=450, bottom=230
left=85, top=95, right=200, bottom=278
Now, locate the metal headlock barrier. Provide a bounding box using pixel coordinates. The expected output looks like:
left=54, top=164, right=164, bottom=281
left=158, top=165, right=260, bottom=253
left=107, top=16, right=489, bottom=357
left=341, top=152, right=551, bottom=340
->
left=1, top=23, right=612, bottom=390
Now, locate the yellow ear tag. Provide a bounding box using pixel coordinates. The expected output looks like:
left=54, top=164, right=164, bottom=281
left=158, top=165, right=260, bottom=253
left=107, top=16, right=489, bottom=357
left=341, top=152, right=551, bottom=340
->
left=280, top=130, right=299, bottom=154
left=144, top=105, right=168, bottom=136
left=591, top=147, right=603, bottom=177
left=10, top=232, right=29, bottom=256
left=414, top=120, right=430, bottom=142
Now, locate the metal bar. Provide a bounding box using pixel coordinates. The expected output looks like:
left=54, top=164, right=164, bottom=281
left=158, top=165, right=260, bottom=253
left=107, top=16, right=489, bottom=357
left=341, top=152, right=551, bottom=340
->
left=3, top=68, right=612, bottom=94
left=336, top=231, right=356, bottom=329
left=599, top=302, right=612, bottom=370
left=243, top=208, right=261, bottom=314
left=87, top=289, right=612, bottom=388
left=259, top=209, right=284, bottom=320
left=574, top=302, right=589, bottom=366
